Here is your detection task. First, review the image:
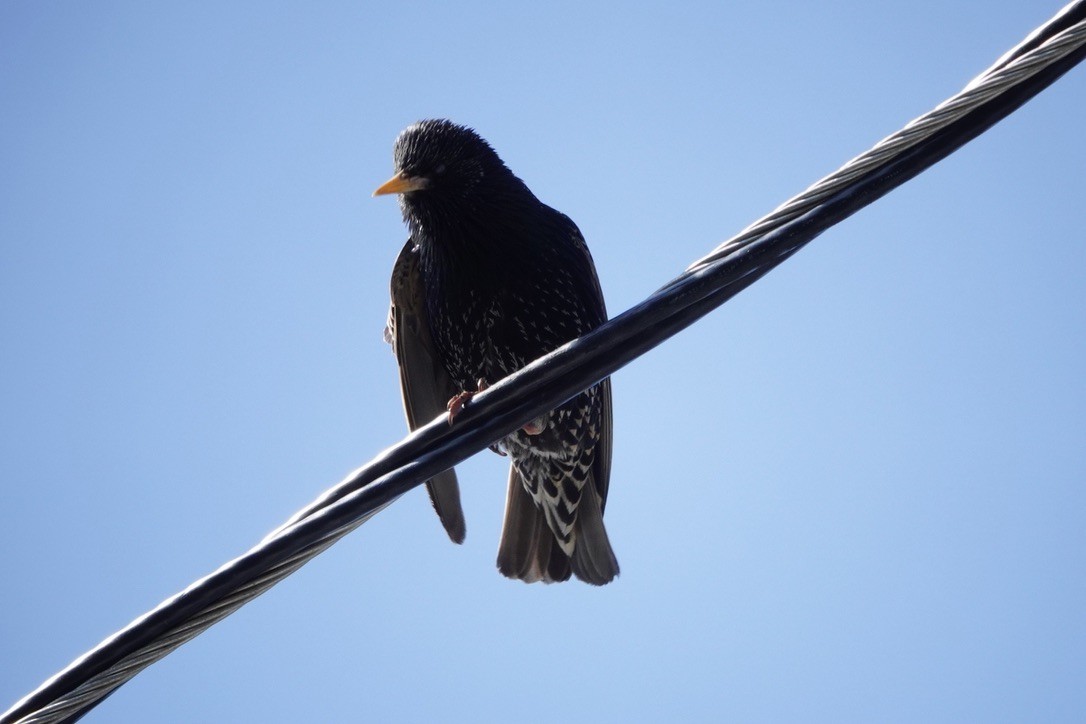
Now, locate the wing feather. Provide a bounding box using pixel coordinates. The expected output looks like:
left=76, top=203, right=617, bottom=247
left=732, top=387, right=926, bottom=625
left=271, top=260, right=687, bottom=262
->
left=388, top=240, right=466, bottom=544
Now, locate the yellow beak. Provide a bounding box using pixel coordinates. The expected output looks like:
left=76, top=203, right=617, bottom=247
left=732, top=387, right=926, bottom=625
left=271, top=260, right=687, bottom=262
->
left=373, top=171, right=428, bottom=197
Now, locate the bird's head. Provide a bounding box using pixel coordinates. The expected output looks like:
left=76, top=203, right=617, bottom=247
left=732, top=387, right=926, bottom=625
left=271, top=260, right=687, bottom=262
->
left=373, top=119, right=523, bottom=205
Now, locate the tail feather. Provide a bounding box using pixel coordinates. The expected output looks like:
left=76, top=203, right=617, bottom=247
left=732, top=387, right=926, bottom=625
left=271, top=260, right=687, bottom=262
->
left=497, top=465, right=618, bottom=585
left=496, top=468, right=571, bottom=583
left=570, top=482, right=619, bottom=585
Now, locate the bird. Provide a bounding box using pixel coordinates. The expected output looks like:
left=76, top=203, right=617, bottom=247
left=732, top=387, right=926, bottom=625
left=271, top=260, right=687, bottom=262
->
left=374, top=119, right=619, bottom=585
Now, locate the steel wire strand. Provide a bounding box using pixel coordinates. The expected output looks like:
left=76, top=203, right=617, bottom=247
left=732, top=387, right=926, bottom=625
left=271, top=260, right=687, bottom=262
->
left=685, top=8, right=1086, bottom=272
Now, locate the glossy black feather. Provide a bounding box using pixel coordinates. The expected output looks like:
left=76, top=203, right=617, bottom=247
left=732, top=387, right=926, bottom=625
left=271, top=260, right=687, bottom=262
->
left=387, top=240, right=466, bottom=544
left=381, top=119, right=618, bottom=584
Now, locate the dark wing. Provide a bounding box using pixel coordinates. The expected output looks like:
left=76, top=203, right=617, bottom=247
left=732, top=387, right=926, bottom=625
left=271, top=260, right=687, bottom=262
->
left=560, top=211, right=608, bottom=327
left=388, top=239, right=466, bottom=544
left=496, top=214, right=618, bottom=584
left=570, top=376, right=618, bottom=584
left=563, top=217, right=618, bottom=582
left=586, top=377, right=613, bottom=512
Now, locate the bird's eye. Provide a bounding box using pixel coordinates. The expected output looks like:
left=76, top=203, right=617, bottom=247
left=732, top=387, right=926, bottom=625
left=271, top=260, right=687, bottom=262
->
left=434, top=163, right=447, bottom=175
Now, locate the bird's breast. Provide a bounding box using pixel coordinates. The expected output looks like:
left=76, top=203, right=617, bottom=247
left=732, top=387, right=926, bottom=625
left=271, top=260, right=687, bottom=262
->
left=417, top=222, right=598, bottom=391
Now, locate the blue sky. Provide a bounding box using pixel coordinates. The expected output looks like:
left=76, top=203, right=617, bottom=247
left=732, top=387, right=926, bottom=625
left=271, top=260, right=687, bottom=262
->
left=2, top=2, right=1084, bottom=722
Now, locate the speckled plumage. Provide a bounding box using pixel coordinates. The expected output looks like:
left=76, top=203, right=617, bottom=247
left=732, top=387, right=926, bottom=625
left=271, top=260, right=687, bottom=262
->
left=377, top=119, right=618, bottom=585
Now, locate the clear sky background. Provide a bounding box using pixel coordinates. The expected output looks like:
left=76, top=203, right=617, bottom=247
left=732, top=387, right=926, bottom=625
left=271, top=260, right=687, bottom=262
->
left=2, top=3, right=1084, bottom=722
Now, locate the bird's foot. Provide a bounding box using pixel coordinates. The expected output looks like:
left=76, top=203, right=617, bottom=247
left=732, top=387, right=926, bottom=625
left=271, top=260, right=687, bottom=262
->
left=446, top=391, right=473, bottom=424
left=521, top=416, right=546, bottom=435
left=446, top=378, right=490, bottom=425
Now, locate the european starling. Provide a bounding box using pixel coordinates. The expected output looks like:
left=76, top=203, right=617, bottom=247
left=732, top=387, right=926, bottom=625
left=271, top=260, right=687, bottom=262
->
left=375, top=119, right=619, bottom=585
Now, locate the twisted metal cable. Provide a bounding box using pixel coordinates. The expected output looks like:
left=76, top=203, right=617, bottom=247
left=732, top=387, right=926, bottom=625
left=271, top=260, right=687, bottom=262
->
left=4, top=4, right=1084, bottom=722
left=10, top=499, right=392, bottom=724
left=684, top=6, right=1086, bottom=273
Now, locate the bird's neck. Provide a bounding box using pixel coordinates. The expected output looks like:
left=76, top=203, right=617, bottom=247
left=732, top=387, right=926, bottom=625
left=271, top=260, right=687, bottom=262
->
left=406, top=191, right=543, bottom=276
